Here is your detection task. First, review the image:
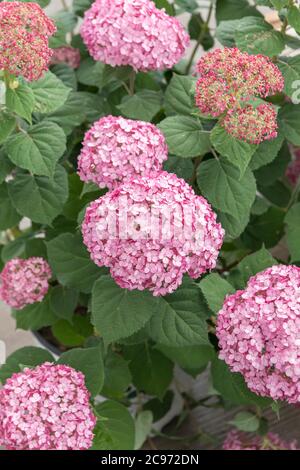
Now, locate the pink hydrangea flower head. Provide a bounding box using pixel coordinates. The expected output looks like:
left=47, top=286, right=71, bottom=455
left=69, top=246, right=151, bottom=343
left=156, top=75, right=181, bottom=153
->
left=223, top=430, right=298, bottom=450
left=221, top=103, right=278, bottom=144
left=80, top=0, right=190, bottom=71
left=216, top=264, right=300, bottom=404
left=0, top=363, right=96, bottom=450
left=50, top=46, right=81, bottom=69
left=0, top=257, right=52, bottom=309
left=82, top=171, right=224, bottom=296
left=78, top=116, right=168, bottom=189
left=0, top=2, right=56, bottom=81
left=286, top=147, right=300, bottom=186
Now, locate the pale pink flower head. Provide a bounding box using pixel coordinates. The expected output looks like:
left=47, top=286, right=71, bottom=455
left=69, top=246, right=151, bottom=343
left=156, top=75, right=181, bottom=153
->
left=0, top=2, right=56, bottom=81
left=223, top=430, right=298, bottom=451
left=0, top=363, right=96, bottom=450
left=0, top=257, right=52, bottom=310
left=80, top=0, right=190, bottom=71
left=78, top=116, right=168, bottom=190
left=50, top=46, right=81, bottom=69
left=216, top=264, right=300, bottom=404
left=82, top=171, right=224, bottom=296
left=221, top=103, right=278, bottom=144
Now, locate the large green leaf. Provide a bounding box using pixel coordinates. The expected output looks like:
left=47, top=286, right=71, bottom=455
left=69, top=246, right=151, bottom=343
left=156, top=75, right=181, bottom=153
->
left=0, top=182, right=21, bottom=229
left=102, top=350, right=132, bottom=400
left=5, top=121, right=66, bottom=177
left=285, top=203, right=300, bottom=262
left=0, top=347, right=54, bottom=384
left=158, top=116, right=211, bottom=157
left=278, top=56, right=300, bottom=98
left=250, top=131, right=284, bottom=171
left=157, top=344, right=215, bottom=374
left=216, top=19, right=240, bottom=47
left=254, top=142, right=291, bottom=187
left=216, top=0, right=261, bottom=23
left=5, top=83, right=34, bottom=122
left=47, top=233, right=104, bottom=293
left=8, top=165, right=68, bottom=225
left=15, top=293, right=58, bottom=331
left=278, top=103, right=300, bottom=146
left=117, top=91, right=162, bottom=121
left=45, top=92, right=88, bottom=135
left=199, top=273, right=235, bottom=313
left=50, top=285, right=79, bottom=321
left=91, top=276, right=159, bottom=344
left=29, top=71, right=71, bottom=113
left=58, top=346, right=104, bottom=397
left=235, top=16, right=285, bottom=56
left=287, top=5, right=300, bottom=33
left=164, top=74, right=197, bottom=116
left=0, top=113, right=16, bottom=144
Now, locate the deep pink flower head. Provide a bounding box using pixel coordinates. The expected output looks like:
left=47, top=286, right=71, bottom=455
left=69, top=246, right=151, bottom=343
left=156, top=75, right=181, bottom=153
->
left=0, top=363, right=96, bottom=450
left=221, top=103, right=278, bottom=144
left=82, top=171, right=224, bottom=296
left=286, top=147, right=300, bottom=186
left=216, top=265, right=300, bottom=404
left=223, top=430, right=298, bottom=450
left=78, top=116, right=168, bottom=189
left=0, top=257, right=52, bottom=310
left=80, top=0, right=189, bottom=71
left=50, top=46, right=81, bottom=69
left=0, top=2, right=56, bottom=81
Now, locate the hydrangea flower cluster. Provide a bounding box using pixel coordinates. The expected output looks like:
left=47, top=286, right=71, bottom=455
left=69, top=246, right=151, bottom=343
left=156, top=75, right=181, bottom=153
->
left=50, top=46, right=81, bottom=69
left=216, top=264, right=300, bottom=404
left=78, top=116, right=168, bottom=189
left=0, top=363, right=96, bottom=450
left=223, top=430, right=298, bottom=451
left=286, top=147, right=300, bottom=185
left=80, top=0, right=189, bottom=71
left=0, top=2, right=56, bottom=81
left=0, top=257, right=52, bottom=310
left=195, top=48, right=284, bottom=143
left=82, top=171, right=224, bottom=296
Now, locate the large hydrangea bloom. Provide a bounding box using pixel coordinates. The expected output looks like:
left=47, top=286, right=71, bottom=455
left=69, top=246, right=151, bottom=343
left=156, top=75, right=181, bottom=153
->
left=216, top=265, right=300, bottom=404
left=0, top=363, right=96, bottom=450
left=82, top=171, right=224, bottom=296
left=80, top=0, right=189, bottom=71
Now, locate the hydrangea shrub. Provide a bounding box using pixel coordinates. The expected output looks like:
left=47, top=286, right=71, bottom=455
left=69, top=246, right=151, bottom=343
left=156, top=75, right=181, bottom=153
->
left=0, top=0, right=300, bottom=450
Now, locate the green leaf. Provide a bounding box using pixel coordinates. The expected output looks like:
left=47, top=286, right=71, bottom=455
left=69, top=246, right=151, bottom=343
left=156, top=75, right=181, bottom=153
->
left=216, top=0, right=261, bottom=23
left=76, top=58, right=105, bottom=87
left=288, top=5, right=300, bottom=32
left=243, top=207, right=285, bottom=249
left=1, top=236, right=28, bottom=263
left=73, top=0, right=93, bottom=16
left=197, top=159, right=256, bottom=221
left=8, top=165, right=68, bottom=225
left=143, top=391, right=174, bottom=421
left=0, top=149, right=14, bottom=182
left=271, top=0, right=288, bottom=8
left=147, top=278, right=210, bottom=347
left=228, top=247, right=277, bottom=289
left=278, top=56, right=300, bottom=98
left=164, top=155, right=193, bottom=182
left=15, top=293, right=58, bottom=331
left=5, top=83, right=35, bottom=122
left=51, top=64, right=77, bottom=90
left=0, top=113, right=16, bottom=144
left=210, top=125, right=257, bottom=176
left=5, top=121, right=66, bottom=177
left=250, top=131, right=284, bottom=171
left=154, top=0, right=175, bottom=15
left=0, top=347, right=54, bottom=384
left=50, top=285, right=79, bottom=321
left=25, top=238, right=47, bottom=259
left=216, top=19, right=240, bottom=47
left=199, top=273, right=235, bottom=313
left=156, top=344, right=215, bottom=374
left=254, top=142, right=291, bottom=186
left=174, top=0, right=198, bottom=13
left=0, top=183, right=21, bottom=229
left=92, top=401, right=135, bottom=450
left=235, top=16, right=285, bottom=56
left=164, top=74, right=197, bottom=116
left=118, top=91, right=162, bottom=121
left=278, top=103, right=300, bottom=146
left=188, top=14, right=214, bottom=50
left=47, top=233, right=104, bottom=293
left=230, top=412, right=260, bottom=432
left=45, top=92, right=88, bottom=135
left=91, top=276, right=159, bottom=344
left=52, top=317, right=93, bottom=347
left=285, top=202, right=300, bottom=262
left=158, top=116, right=211, bottom=158
left=57, top=346, right=104, bottom=397
left=211, top=358, right=272, bottom=407
left=134, top=411, right=153, bottom=450
left=29, top=71, right=71, bottom=113
left=124, top=343, right=173, bottom=399
left=218, top=210, right=250, bottom=240
left=102, top=351, right=132, bottom=400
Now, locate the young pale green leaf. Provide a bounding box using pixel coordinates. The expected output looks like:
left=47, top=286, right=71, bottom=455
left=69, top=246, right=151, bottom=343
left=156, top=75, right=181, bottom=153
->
left=5, top=121, right=66, bottom=177
left=134, top=411, right=153, bottom=450
left=164, top=74, right=197, bottom=116
left=102, top=350, right=132, bottom=400
left=50, top=285, right=79, bottom=321
left=235, top=17, right=285, bottom=56
left=91, top=276, right=159, bottom=344
left=0, top=183, right=21, bottom=230
left=158, top=116, right=211, bottom=158
left=0, top=113, right=16, bottom=144
left=230, top=412, right=260, bottom=432
left=5, top=83, right=35, bottom=123
left=8, top=165, right=68, bottom=225
left=47, top=233, right=104, bottom=293
left=279, top=103, right=300, bottom=146
left=117, top=91, right=162, bottom=121
left=58, top=346, right=104, bottom=397
left=0, top=347, right=54, bottom=384
left=216, top=0, right=261, bottom=23
left=29, top=71, right=71, bottom=113
left=92, top=401, right=135, bottom=450
left=278, top=56, right=300, bottom=98
left=15, top=293, right=58, bottom=331
left=199, top=273, right=235, bottom=313
left=124, top=343, right=173, bottom=400
left=210, top=125, right=257, bottom=176
left=285, top=203, right=300, bottom=262
left=147, top=278, right=211, bottom=347
left=287, top=5, right=300, bottom=32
